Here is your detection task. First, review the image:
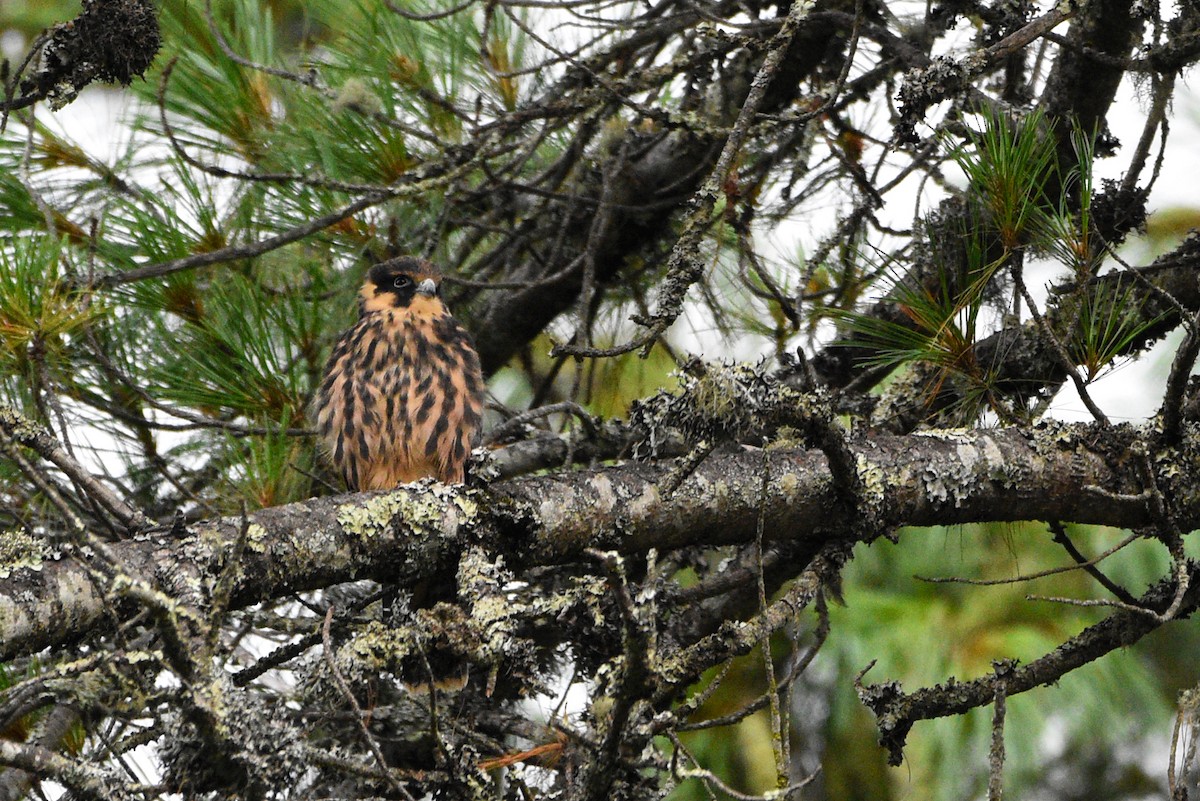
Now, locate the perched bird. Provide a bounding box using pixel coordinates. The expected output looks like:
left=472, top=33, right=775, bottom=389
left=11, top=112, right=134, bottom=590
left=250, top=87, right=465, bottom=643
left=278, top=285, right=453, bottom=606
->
left=315, top=257, right=484, bottom=490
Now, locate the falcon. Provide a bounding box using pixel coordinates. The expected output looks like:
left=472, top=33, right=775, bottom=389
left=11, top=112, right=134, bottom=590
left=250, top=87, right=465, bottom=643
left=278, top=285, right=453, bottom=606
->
left=315, top=257, right=484, bottom=489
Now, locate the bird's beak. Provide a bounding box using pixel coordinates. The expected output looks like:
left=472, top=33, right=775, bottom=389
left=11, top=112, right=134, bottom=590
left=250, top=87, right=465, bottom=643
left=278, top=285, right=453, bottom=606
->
left=416, top=279, right=437, bottom=297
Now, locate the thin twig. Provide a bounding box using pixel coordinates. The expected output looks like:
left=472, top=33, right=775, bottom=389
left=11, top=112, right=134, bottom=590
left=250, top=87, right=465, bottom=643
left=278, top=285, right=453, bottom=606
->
left=755, top=444, right=788, bottom=777
left=987, top=661, right=1013, bottom=801
left=915, top=529, right=1139, bottom=593
left=321, top=607, right=416, bottom=801
left=0, top=405, right=147, bottom=530
left=1049, top=522, right=1141, bottom=605
left=677, top=599, right=830, bottom=733
left=1122, top=71, right=1175, bottom=196
left=668, top=732, right=819, bottom=801
left=0, top=29, right=52, bottom=132
left=232, top=591, right=382, bottom=686
left=1012, top=262, right=1110, bottom=426
left=1159, top=303, right=1200, bottom=444
left=554, top=0, right=824, bottom=359
left=485, top=401, right=598, bottom=444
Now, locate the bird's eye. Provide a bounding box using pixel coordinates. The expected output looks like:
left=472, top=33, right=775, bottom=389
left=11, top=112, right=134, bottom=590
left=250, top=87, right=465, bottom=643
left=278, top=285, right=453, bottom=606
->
left=393, top=275, right=411, bottom=289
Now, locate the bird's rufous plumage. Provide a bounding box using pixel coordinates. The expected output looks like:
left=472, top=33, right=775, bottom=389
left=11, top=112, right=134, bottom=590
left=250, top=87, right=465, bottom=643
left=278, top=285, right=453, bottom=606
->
left=315, top=257, right=484, bottom=489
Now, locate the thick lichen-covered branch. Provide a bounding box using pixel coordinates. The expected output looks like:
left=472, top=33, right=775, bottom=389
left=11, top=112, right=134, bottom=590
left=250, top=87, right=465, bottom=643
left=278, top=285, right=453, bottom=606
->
left=0, top=421, right=1175, bottom=662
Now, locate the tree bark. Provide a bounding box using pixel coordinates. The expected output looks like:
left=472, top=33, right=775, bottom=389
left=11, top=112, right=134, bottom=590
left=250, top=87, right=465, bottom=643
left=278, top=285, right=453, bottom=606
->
left=0, top=422, right=1162, bottom=662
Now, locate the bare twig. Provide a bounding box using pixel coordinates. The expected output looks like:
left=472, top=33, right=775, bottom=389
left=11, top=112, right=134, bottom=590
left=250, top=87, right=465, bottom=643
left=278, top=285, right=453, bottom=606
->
left=0, top=405, right=147, bottom=530
left=321, top=607, right=416, bottom=801
left=860, top=562, right=1200, bottom=765
left=1013, top=262, right=1110, bottom=426
left=485, top=401, right=599, bottom=444
left=1049, top=522, right=1141, bottom=605
left=1160, top=303, right=1200, bottom=443
left=675, top=598, right=830, bottom=734
left=1168, top=685, right=1199, bottom=800
left=555, top=0, right=825, bottom=359
left=656, top=542, right=852, bottom=705
left=987, top=661, right=1014, bottom=801
left=755, top=444, right=788, bottom=777
left=667, top=732, right=819, bottom=801
left=915, top=528, right=1139, bottom=598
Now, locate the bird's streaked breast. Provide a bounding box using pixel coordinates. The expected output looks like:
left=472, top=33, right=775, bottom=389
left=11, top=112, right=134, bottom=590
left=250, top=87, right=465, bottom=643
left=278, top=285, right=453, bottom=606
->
left=315, top=304, right=484, bottom=490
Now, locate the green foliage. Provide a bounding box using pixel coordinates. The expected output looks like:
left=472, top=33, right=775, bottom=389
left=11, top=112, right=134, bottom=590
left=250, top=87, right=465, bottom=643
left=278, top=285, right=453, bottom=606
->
left=952, top=108, right=1057, bottom=250
left=1069, top=280, right=1167, bottom=382
left=220, top=417, right=317, bottom=509
left=307, top=0, right=483, bottom=142
left=149, top=0, right=284, bottom=161
left=1036, top=123, right=1101, bottom=277
left=107, top=158, right=234, bottom=267
left=834, top=110, right=1147, bottom=420
left=0, top=236, right=103, bottom=390
left=835, top=229, right=1003, bottom=374
left=139, top=270, right=323, bottom=425
left=823, top=523, right=1172, bottom=800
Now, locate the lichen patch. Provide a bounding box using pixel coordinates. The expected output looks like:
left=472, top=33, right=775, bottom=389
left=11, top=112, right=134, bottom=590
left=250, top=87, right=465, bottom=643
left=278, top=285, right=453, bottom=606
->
left=0, top=529, right=50, bottom=578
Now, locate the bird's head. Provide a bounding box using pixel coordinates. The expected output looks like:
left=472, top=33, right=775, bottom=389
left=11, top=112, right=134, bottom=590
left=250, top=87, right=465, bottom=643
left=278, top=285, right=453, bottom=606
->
left=360, top=256, right=445, bottom=316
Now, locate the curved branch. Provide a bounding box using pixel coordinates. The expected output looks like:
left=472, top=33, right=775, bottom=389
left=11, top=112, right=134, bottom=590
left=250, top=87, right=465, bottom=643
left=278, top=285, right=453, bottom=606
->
left=859, top=561, right=1200, bottom=765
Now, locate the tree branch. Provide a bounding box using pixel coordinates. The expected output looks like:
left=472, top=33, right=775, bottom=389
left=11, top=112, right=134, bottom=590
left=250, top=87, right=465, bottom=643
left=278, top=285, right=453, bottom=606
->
left=0, top=423, right=1165, bottom=662
left=859, top=560, right=1200, bottom=765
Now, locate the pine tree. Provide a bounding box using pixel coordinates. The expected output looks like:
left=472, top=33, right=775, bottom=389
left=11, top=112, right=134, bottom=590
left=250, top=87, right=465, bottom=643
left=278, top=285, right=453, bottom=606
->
left=1, top=1, right=1199, bottom=799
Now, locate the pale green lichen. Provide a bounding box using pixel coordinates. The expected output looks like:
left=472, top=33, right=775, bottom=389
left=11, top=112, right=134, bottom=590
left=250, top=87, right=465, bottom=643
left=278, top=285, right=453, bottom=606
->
left=909, top=432, right=1028, bottom=506
left=921, top=459, right=977, bottom=508
left=632, top=360, right=830, bottom=455
left=912, top=429, right=973, bottom=444
left=457, top=549, right=522, bottom=660
left=194, top=525, right=229, bottom=554
left=337, top=485, right=480, bottom=541
left=471, top=594, right=516, bottom=655
left=708, top=478, right=731, bottom=504
left=450, top=492, right=480, bottom=520
left=1154, top=422, right=1200, bottom=508
left=0, top=529, right=49, bottom=578
left=336, top=492, right=408, bottom=539
left=1030, top=419, right=1078, bottom=455
left=243, top=523, right=269, bottom=554
left=855, top=455, right=887, bottom=512
left=0, top=405, right=49, bottom=444
left=343, top=620, right=413, bottom=667
left=515, top=574, right=608, bottom=633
